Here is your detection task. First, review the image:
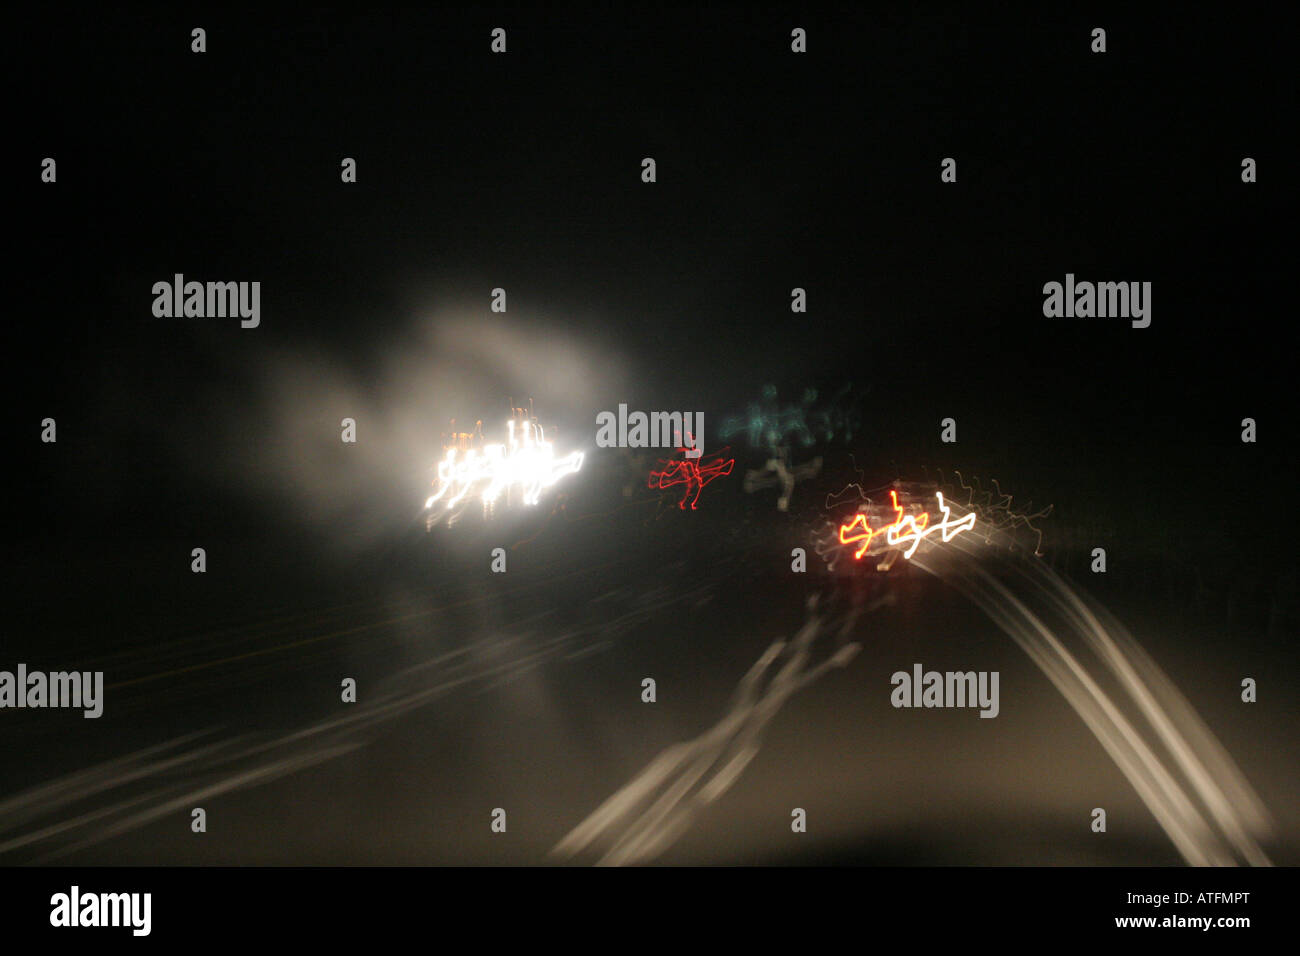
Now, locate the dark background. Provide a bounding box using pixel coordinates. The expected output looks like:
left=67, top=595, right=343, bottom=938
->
left=9, top=7, right=1293, bottom=546
left=2, top=5, right=1295, bottom=868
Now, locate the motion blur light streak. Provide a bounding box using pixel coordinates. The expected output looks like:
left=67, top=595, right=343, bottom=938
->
left=742, top=449, right=823, bottom=512
left=945, top=471, right=1053, bottom=556
left=719, top=383, right=863, bottom=449
left=425, top=414, right=584, bottom=523
left=838, top=490, right=976, bottom=564
left=725, top=383, right=853, bottom=512
left=564, top=475, right=1275, bottom=866
left=0, top=563, right=717, bottom=863
left=554, top=593, right=871, bottom=866
left=648, top=442, right=735, bottom=510
left=872, top=476, right=1273, bottom=866
left=911, top=531, right=1274, bottom=867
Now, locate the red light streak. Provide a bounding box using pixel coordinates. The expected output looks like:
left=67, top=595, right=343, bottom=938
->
left=649, top=441, right=734, bottom=510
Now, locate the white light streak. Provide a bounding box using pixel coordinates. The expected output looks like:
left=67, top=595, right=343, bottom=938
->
left=426, top=417, right=584, bottom=517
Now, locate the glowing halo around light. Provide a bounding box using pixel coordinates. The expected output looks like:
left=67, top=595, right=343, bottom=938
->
left=838, top=489, right=977, bottom=564
left=424, top=418, right=584, bottom=520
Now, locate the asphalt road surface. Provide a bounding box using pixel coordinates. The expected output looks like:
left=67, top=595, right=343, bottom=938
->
left=3, top=457, right=1295, bottom=866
